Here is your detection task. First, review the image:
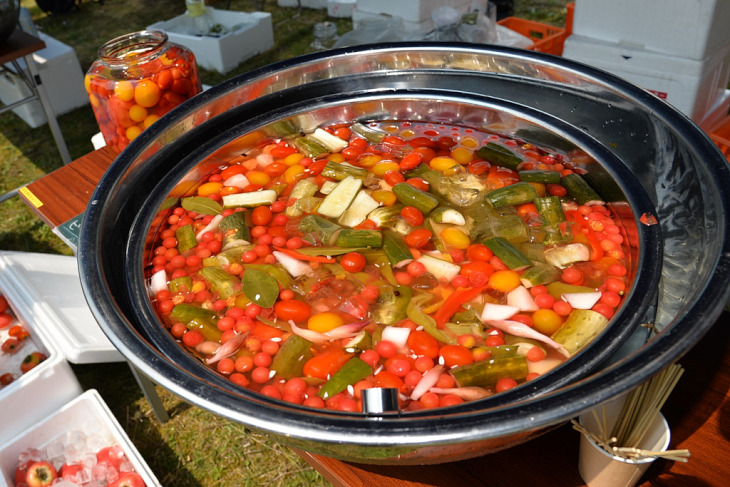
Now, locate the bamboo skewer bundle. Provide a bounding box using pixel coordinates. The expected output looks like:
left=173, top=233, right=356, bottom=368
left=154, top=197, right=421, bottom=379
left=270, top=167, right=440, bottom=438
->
left=572, top=363, right=691, bottom=463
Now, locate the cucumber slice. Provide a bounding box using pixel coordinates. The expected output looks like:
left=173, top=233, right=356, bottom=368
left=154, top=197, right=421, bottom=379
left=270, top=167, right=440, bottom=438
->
left=222, top=189, right=278, bottom=208
left=338, top=190, right=380, bottom=228
left=317, top=176, right=363, bottom=218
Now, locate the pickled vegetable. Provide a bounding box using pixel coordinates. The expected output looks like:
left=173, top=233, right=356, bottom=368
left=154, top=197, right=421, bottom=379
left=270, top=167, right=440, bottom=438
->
left=147, top=118, right=635, bottom=414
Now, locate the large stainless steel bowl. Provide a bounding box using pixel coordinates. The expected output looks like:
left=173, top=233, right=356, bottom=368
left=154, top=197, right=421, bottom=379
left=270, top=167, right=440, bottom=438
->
left=78, top=43, right=730, bottom=464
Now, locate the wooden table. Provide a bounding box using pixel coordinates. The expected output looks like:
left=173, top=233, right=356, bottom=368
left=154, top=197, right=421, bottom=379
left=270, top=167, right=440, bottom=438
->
left=19, top=147, right=730, bottom=487
left=1, top=29, right=71, bottom=165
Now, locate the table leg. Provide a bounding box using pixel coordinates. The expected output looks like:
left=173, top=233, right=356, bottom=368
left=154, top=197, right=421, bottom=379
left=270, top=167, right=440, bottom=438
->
left=21, top=53, right=72, bottom=165
left=128, top=362, right=170, bottom=424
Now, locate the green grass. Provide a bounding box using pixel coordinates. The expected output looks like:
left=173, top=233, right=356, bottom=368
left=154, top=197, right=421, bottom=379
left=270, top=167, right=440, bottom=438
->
left=1, top=1, right=569, bottom=485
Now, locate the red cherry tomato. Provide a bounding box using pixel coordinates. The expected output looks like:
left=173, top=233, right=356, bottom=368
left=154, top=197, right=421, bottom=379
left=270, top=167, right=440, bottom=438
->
left=400, top=206, right=424, bottom=226
left=0, top=295, right=7, bottom=313
left=404, top=228, right=432, bottom=248
left=274, top=299, right=311, bottom=323
left=340, top=252, right=367, bottom=273
left=0, top=312, right=13, bottom=329
left=439, top=344, right=474, bottom=367
left=20, top=352, right=47, bottom=374
left=303, top=349, right=352, bottom=380
left=1, top=338, right=20, bottom=353
left=407, top=330, right=440, bottom=359
left=251, top=206, right=273, bottom=226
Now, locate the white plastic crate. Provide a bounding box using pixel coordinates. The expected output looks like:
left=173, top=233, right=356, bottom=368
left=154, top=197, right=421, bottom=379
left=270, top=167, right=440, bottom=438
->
left=0, top=293, right=81, bottom=446
left=0, top=389, right=160, bottom=486
left=328, top=0, right=356, bottom=18
left=0, top=33, right=89, bottom=129
left=571, top=0, right=730, bottom=60
left=562, top=34, right=730, bottom=122
left=278, top=0, right=327, bottom=7
left=355, top=0, right=474, bottom=23
left=148, top=8, right=274, bottom=74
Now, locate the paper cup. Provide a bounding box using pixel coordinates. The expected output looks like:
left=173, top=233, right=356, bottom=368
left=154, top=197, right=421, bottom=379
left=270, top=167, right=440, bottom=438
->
left=578, top=395, right=671, bottom=487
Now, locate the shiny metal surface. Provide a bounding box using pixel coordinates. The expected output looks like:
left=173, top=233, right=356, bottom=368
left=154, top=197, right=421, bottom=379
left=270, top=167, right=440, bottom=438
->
left=78, top=43, right=730, bottom=464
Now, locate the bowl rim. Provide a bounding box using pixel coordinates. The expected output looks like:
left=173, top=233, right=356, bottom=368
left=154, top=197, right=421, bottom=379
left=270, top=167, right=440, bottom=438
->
left=78, top=42, right=730, bottom=451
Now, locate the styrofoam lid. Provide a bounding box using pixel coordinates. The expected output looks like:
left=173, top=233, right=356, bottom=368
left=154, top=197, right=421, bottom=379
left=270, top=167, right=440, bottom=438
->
left=0, top=251, right=124, bottom=364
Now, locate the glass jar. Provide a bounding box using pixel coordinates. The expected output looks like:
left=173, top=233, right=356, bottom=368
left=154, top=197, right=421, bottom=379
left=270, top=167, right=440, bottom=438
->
left=85, top=30, right=202, bottom=153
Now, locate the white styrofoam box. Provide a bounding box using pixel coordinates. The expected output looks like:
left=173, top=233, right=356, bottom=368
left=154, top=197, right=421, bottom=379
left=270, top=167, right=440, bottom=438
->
left=351, top=8, right=432, bottom=34
left=278, top=0, right=327, bottom=7
left=562, top=34, right=730, bottom=122
left=0, top=389, right=160, bottom=486
left=0, top=33, right=89, bottom=129
left=698, top=89, right=730, bottom=131
left=572, top=0, right=730, bottom=60
left=0, top=286, right=81, bottom=444
left=328, top=0, right=357, bottom=18
left=0, top=252, right=124, bottom=364
left=148, top=8, right=274, bottom=74
left=356, top=0, right=473, bottom=23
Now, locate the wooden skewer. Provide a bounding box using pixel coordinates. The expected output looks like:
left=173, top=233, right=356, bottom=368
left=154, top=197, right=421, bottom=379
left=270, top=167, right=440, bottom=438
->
left=574, top=363, right=689, bottom=462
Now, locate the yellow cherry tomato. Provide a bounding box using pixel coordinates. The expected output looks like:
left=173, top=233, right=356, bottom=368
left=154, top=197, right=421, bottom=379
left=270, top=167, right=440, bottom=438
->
left=197, top=182, right=223, bottom=197
left=532, top=309, right=563, bottom=336
left=128, top=104, right=148, bottom=123
left=143, top=114, right=160, bottom=128
left=308, top=312, right=344, bottom=333
left=134, top=79, right=161, bottom=108
left=246, top=170, right=271, bottom=186
left=430, top=156, right=459, bottom=173
left=440, top=227, right=470, bottom=249
left=371, top=160, right=400, bottom=177
left=371, top=190, right=397, bottom=206
left=125, top=125, right=142, bottom=142
left=114, top=80, right=135, bottom=102
left=487, top=270, right=522, bottom=293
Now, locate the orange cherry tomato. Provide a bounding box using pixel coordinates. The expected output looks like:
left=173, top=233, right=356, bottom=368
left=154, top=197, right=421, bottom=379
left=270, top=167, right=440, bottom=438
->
left=274, top=299, right=311, bottom=323
left=405, top=228, right=432, bottom=248
left=303, top=349, right=353, bottom=380
left=439, top=344, right=474, bottom=367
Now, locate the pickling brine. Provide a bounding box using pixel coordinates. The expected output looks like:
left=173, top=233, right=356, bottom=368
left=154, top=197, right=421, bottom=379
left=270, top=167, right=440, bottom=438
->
left=145, top=120, right=633, bottom=412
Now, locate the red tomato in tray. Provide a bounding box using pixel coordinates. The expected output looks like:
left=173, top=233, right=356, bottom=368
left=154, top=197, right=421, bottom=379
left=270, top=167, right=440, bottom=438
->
left=0, top=294, right=7, bottom=313
left=0, top=311, right=13, bottom=329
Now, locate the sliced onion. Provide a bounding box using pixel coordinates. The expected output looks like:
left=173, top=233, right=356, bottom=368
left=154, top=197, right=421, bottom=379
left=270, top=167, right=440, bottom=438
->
left=223, top=173, right=250, bottom=188
left=429, top=386, right=493, bottom=400
left=486, top=319, right=570, bottom=358
left=562, top=291, right=602, bottom=310
left=410, top=364, right=444, bottom=401
left=289, top=320, right=368, bottom=344
left=381, top=326, right=411, bottom=349
left=196, top=341, right=220, bottom=355
left=506, top=285, right=539, bottom=312
left=256, top=152, right=274, bottom=168
left=149, top=269, right=168, bottom=295
left=480, top=302, right=519, bottom=322
left=205, top=332, right=247, bottom=364
left=273, top=250, right=314, bottom=277
left=195, top=214, right=224, bottom=242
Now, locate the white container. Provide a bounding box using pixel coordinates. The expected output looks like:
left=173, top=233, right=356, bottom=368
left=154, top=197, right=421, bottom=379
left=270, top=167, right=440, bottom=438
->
left=278, top=0, right=327, bottom=8
left=328, top=0, right=357, bottom=18
left=562, top=34, right=730, bottom=122
left=571, top=0, right=730, bottom=60
left=356, top=0, right=473, bottom=23
left=148, top=8, right=274, bottom=74
left=0, top=33, right=89, bottom=129
left=0, top=389, right=160, bottom=486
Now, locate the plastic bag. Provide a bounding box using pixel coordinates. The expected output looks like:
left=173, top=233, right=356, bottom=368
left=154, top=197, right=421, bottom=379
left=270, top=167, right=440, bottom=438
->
left=333, top=17, right=408, bottom=49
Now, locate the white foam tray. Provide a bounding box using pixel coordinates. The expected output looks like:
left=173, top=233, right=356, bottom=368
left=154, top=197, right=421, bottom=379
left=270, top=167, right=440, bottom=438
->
left=0, top=389, right=160, bottom=486
left=0, top=251, right=123, bottom=364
